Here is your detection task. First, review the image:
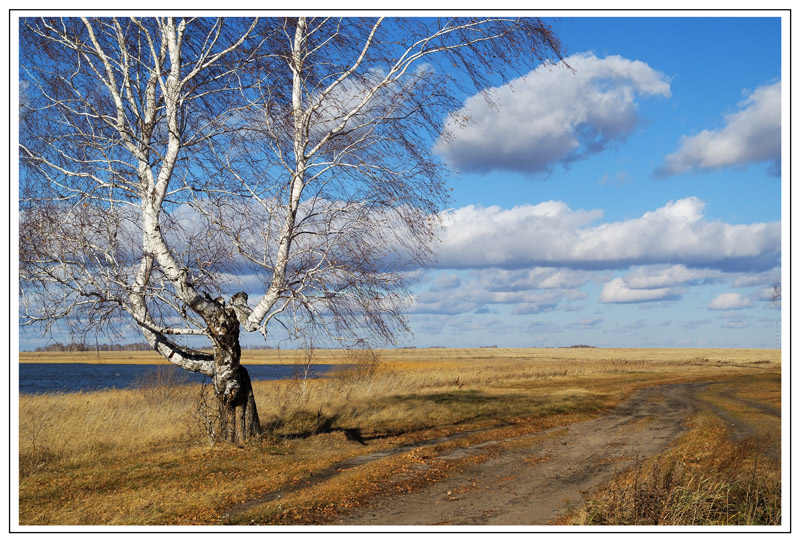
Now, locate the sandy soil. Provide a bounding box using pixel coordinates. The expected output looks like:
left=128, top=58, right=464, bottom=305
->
left=331, top=380, right=776, bottom=526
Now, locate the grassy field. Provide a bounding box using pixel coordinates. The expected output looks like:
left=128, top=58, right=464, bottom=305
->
left=17, top=347, right=781, bottom=526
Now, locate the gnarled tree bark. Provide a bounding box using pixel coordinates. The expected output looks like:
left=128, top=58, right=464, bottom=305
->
left=208, top=298, right=261, bottom=443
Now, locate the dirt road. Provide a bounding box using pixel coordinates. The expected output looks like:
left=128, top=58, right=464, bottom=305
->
left=331, top=380, right=775, bottom=525
left=222, top=380, right=777, bottom=526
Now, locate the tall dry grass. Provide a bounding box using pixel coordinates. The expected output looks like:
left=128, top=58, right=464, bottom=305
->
left=19, top=347, right=779, bottom=476
left=573, top=417, right=781, bottom=525
left=19, top=367, right=201, bottom=477
left=18, top=348, right=781, bottom=525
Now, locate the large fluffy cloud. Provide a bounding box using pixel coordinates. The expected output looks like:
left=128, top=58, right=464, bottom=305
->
left=657, top=81, right=781, bottom=177
left=435, top=52, right=671, bottom=174
left=436, top=197, right=779, bottom=272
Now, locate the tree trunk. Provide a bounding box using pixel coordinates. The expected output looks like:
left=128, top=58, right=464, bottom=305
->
left=217, top=365, right=261, bottom=444
left=208, top=302, right=261, bottom=443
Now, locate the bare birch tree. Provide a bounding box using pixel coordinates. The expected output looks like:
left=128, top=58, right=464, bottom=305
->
left=19, top=15, right=564, bottom=443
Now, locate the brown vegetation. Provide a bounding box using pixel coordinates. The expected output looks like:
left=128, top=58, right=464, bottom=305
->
left=562, top=373, right=781, bottom=526
left=18, top=348, right=780, bottom=525
left=567, top=416, right=780, bottom=525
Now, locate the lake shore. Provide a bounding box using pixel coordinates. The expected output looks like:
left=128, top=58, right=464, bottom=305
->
left=19, top=350, right=343, bottom=365
left=18, top=347, right=780, bottom=366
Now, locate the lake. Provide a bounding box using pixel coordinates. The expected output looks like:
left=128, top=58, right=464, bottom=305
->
left=18, top=363, right=343, bottom=395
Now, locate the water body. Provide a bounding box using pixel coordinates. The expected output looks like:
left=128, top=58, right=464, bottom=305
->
left=18, top=363, right=342, bottom=395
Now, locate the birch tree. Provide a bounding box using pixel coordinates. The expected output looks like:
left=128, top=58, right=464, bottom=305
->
left=19, top=16, right=564, bottom=443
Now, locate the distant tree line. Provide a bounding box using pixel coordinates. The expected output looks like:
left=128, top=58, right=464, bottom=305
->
left=32, top=342, right=152, bottom=352
left=30, top=342, right=280, bottom=352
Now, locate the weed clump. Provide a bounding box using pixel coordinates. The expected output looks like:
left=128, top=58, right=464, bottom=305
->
left=577, top=434, right=780, bottom=525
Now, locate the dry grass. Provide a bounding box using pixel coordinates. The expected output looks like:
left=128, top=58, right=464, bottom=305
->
left=18, top=347, right=780, bottom=525
left=19, top=370, right=198, bottom=479
left=570, top=419, right=780, bottom=525
left=564, top=373, right=781, bottom=526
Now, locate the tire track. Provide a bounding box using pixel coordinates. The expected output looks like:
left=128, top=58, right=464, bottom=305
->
left=335, top=380, right=777, bottom=525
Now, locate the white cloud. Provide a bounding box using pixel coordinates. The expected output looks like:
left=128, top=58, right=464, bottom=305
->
left=599, top=278, right=677, bottom=304
left=470, top=267, right=595, bottom=291
left=408, top=270, right=587, bottom=316
left=435, top=53, right=671, bottom=174
left=756, top=287, right=779, bottom=302
left=511, top=302, right=557, bottom=315
left=623, top=265, right=722, bottom=289
left=722, top=319, right=751, bottom=329
left=436, top=197, right=779, bottom=272
left=717, top=311, right=752, bottom=329
left=658, top=81, right=781, bottom=176
left=408, top=296, right=477, bottom=315
left=709, top=292, right=752, bottom=310
left=732, top=270, right=781, bottom=288
left=510, top=290, right=581, bottom=315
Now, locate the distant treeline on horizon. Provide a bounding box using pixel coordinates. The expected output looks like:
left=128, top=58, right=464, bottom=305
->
left=29, top=342, right=281, bottom=353
left=27, top=343, right=596, bottom=353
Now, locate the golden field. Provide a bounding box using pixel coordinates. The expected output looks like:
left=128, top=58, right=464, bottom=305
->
left=19, top=346, right=779, bottom=366
left=18, top=347, right=781, bottom=525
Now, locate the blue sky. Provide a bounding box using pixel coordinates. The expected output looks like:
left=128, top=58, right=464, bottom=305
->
left=16, top=14, right=784, bottom=351
left=403, top=16, right=783, bottom=349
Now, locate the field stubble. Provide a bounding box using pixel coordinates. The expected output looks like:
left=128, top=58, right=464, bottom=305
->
left=18, top=347, right=780, bottom=525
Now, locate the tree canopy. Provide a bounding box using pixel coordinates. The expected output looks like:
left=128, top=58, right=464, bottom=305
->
left=19, top=16, right=565, bottom=359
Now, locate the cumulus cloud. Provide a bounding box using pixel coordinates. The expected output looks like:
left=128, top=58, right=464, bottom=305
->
left=509, top=290, right=578, bottom=315
left=709, top=292, right=752, bottom=310
left=511, top=302, right=557, bottom=315
left=436, top=197, right=780, bottom=272
left=732, top=270, right=781, bottom=288
left=408, top=296, right=477, bottom=315
left=599, top=278, right=678, bottom=304
left=435, top=53, right=671, bottom=174
left=470, top=267, right=595, bottom=291
left=657, top=81, right=781, bottom=177
left=623, top=265, right=722, bottom=289
left=756, top=287, right=780, bottom=303
left=408, top=270, right=587, bottom=316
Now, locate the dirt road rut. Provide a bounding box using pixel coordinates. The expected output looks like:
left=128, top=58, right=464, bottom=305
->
left=333, top=380, right=771, bottom=525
